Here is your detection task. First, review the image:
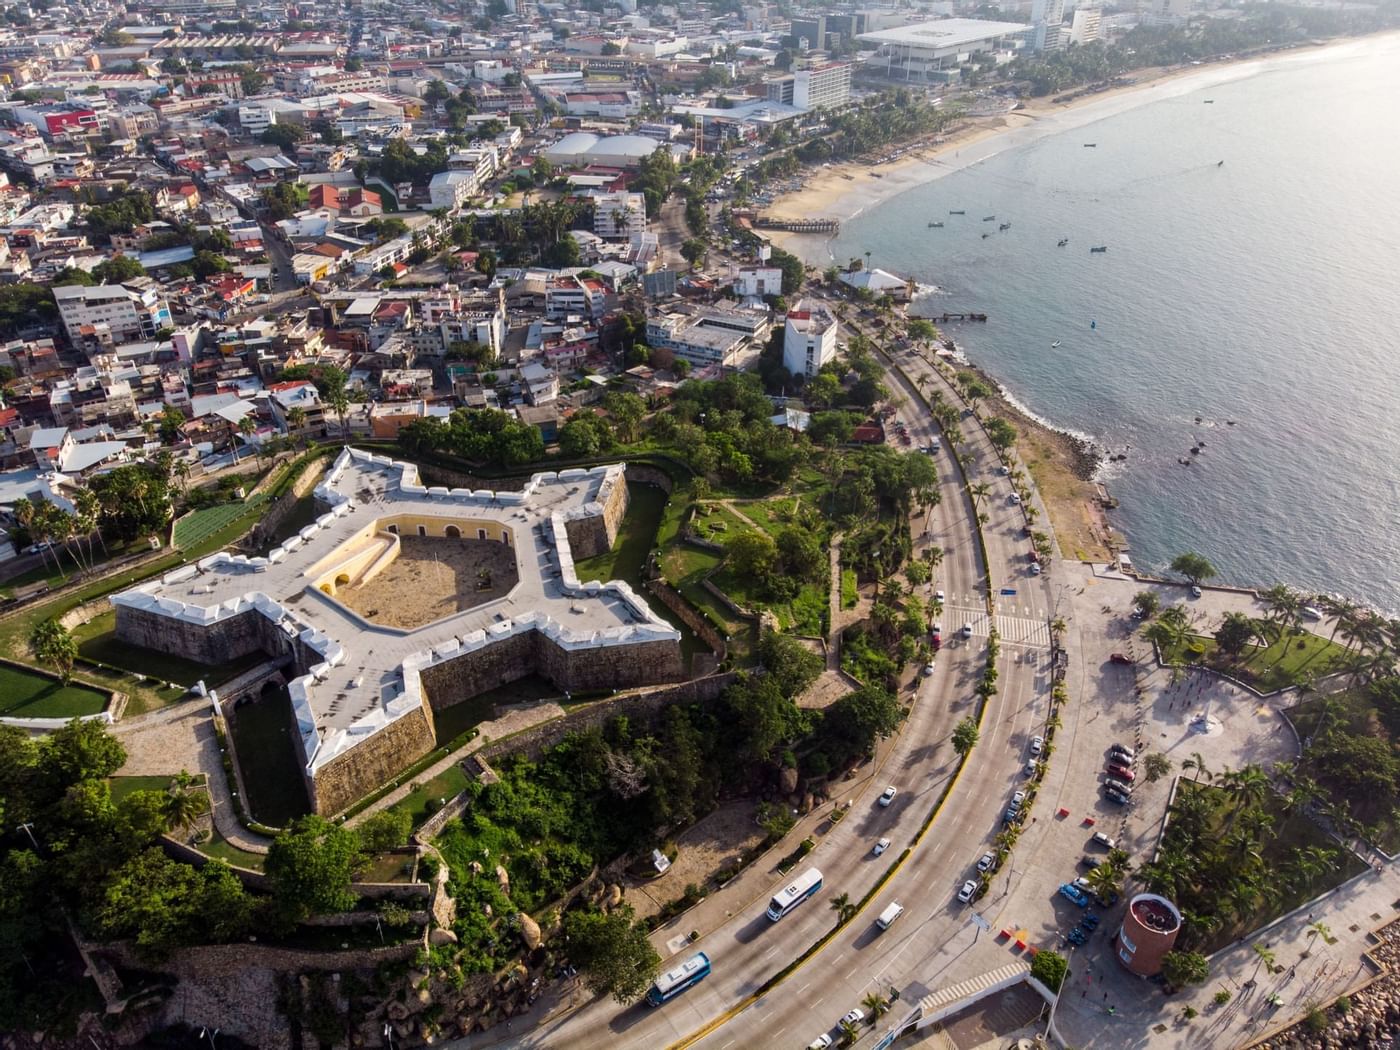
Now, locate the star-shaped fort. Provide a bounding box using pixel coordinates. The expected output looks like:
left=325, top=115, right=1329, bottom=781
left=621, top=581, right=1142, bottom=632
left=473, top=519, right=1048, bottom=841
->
left=112, top=448, right=683, bottom=814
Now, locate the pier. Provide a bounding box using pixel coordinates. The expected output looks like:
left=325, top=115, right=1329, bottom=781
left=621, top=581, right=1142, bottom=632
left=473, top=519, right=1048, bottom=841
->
left=753, top=217, right=841, bottom=234
left=931, top=312, right=988, bottom=323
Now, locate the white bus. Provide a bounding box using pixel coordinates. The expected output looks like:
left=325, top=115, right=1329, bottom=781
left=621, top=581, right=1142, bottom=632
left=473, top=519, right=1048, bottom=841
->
left=767, top=868, right=824, bottom=921
left=646, top=951, right=711, bottom=1006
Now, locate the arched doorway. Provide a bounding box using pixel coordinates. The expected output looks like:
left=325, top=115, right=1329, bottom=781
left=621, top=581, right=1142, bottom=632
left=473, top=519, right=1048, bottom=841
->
left=444, top=524, right=462, bottom=539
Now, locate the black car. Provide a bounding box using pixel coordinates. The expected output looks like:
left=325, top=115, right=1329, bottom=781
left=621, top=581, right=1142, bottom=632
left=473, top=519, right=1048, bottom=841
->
left=1109, top=745, right=1136, bottom=763
left=1080, top=855, right=1102, bottom=870
left=1103, top=786, right=1132, bottom=805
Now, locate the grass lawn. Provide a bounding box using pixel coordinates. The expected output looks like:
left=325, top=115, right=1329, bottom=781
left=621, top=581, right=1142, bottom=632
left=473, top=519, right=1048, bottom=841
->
left=841, top=569, right=859, bottom=610
left=388, top=763, right=471, bottom=830
left=732, top=496, right=798, bottom=536
left=199, top=826, right=266, bottom=871
left=689, top=503, right=749, bottom=545
left=0, top=662, right=108, bottom=718
left=359, top=851, right=417, bottom=883
left=173, top=496, right=269, bottom=550
left=1156, top=629, right=1355, bottom=693
left=227, top=688, right=311, bottom=828
left=108, top=774, right=177, bottom=802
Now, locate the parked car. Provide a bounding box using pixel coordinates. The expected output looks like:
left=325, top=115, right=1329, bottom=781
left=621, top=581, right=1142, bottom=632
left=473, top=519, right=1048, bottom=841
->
left=879, top=786, right=897, bottom=807
left=1011, top=790, right=1027, bottom=808
left=872, top=837, right=891, bottom=857
left=1092, top=832, right=1117, bottom=849
left=1000, top=465, right=1011, bottom=475
left=1024, top=759, right=1038, bottom=777
left=1058, top=883, right=1090, bottom=907
left=923, top=661, right=937, bottom=677
left=1103, top=786, right=1132, bottom=805
left=1106, top=763, right=1135, bottom=781
left=1104, top=775, right=1134, bottom=793
left=842, top=1008, right=866, bottom=1027
left=807, top=1035, right=833, bottom=1050
left=958, top=880, right=978, bottom=903
left=1109, top=653, right=1134, bottom=665
left=1190, top=585, right=1203, bottom=598
left=1009, top=492, right=1022, bottom=505
left=1110, top=744, right=1136, bottom=762
left=977, top=851, right=995, bottom=873
left=1031, top=563, right=1042, bottom=575
left=1029, top=736, right=1044, bottom=756
left=934, top=590, right=945, bottom=604
left=1080, top=855, right=1102, bottom=869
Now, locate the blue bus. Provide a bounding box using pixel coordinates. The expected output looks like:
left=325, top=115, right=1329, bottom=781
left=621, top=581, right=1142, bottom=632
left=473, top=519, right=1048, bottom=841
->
left=767, top=868, right=824, bottom=921
left=646, top=952, right=711, bottom=1006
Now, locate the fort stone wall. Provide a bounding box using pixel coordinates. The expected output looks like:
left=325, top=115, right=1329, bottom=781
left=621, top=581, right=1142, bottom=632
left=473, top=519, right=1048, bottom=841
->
left=314, top=702, right=437, bottom=816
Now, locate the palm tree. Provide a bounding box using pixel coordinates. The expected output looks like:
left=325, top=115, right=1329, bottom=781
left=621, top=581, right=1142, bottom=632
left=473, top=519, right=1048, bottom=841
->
left=861, top=992, right=889, bottom=1021
left=968, top=482, right=990, bottom=511
left=1227, top=765, right=1271, bottom=811
left=1182, top=752, right=1213, bottom=784
left=829, top=892, right=856, bottom=924
left=1085, top=862, right=1122, bottom=903
left=1306, top=919, right=1333, bottom=947
left=838, top=1019, right=860, bottom=1047
left=1251, top=942, right=1277, bottom=977
left=1316, top=595, right=1356, bottom=648
left=29, top=617, right=78, bottom=684
left=163, top=776, right=211, bottom=833
left=286, top=405, right=307, bottom=445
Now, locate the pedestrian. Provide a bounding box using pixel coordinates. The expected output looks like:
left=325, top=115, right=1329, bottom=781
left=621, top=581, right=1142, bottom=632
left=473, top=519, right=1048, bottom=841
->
left=1103, top=992, right=1108, bottom=1001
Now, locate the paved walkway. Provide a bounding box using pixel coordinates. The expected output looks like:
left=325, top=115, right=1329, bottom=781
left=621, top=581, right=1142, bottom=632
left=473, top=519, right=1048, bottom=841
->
left=112, top=698, right=271, bottom=855
left=345, top=701, right=565, bottom=829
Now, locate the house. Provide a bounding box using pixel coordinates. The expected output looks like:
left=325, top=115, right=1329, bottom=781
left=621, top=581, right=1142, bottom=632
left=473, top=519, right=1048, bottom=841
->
left=517, top=403, right=559, bottom=443
left=519, top=361, right=559, bottom=406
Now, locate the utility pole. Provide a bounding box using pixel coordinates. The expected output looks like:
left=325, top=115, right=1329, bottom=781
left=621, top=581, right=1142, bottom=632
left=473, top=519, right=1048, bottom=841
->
left=17, top=822, right=38, bottom=849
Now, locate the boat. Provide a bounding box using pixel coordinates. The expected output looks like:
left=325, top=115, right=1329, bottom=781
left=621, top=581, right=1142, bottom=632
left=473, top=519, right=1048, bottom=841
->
left=999, top=222, right=1011, bottom=231
left=1217, top=160, right=1225, bottom=167
left=1204, top=99, right=1215, bottom=104
left=982, top=232, right=992, bottom=239
left=1083, top=143, right=1097, bottom=148
left=928, top=221, right=944, bottom=228
left=1090, top=320, right=1097, bottom=330
left=1051, top=340, right=1061, bottom=348
left=949, top=210, right=965, bottom=215
left=982, top=215, right=996, bottom=222
left=1057, top=238, right=1069, bottom=247
left=1090, top=246, right=1108, bottom=253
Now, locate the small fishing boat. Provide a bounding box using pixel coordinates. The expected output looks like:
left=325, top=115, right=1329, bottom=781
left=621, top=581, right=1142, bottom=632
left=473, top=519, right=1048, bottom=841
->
left=982, top=232, right=992, bottom=239
left=999, top=222, right=1011, bottom=231
left=928, top=221, right=944, bottom=228
left=1083, top=143, right=1097, bottom=148
left=1090, top=320, right=1097, bottom=330
left=1217, top=160, right=1225, bottom=167
left=1057, top=238, right=1069, bottom=247
left=949, top=209, right=966, bottom=215
left=1090, top=246, right=1108, bottom=253
left=1204, top=99, right=1215, bottom=104
left=982, top=215, right=996, bottom=222
left=1051, top=340, right=1061, bottom=348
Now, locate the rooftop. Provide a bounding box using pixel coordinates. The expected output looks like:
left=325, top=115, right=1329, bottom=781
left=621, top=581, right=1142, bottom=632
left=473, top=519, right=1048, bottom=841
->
left=857, top=17, right=1031, bottom=50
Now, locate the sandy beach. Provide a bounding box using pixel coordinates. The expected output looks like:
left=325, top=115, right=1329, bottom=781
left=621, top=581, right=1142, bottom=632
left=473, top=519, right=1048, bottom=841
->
left=763, top=34, right=1397, bottom=259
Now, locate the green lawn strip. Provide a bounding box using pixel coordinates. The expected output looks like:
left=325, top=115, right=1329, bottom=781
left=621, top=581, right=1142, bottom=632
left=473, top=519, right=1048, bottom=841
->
left=0, top=662, right=108, bottom=717
left=108, top=775, right=176, bottom=802
left=389, top=764, right=472, bottom=831
left=358, top=851, right=417, bottom=883
left=731, top=497, right=797, bottom=536
left=199, top=825, right=267, bottom=871
left=1158, top=631, right=1353, bottom=693
left=841, top=569, right=859, bottom=610
left=689, top=503, right=749, bottom=544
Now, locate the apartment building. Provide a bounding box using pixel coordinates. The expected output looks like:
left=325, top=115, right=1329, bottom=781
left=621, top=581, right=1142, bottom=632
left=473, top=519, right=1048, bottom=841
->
left=765, top=61, right=852, bottom=111
left=53, top=282, right=172, bottom=347
left=782, top=299, right=837, bottom=379
left=592, top=191, right=647, bottom=240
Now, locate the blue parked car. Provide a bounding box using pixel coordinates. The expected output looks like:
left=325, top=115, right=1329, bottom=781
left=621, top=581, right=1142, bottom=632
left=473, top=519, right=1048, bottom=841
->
left=1081, top=913, right=1100, bottom=929
left=1058, top=883, right=1090, bottom=907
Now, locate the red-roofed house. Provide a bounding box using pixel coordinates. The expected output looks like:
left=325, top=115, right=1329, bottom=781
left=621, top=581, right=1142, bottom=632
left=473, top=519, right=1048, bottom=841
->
left=308, top=184, right=384, bottom=217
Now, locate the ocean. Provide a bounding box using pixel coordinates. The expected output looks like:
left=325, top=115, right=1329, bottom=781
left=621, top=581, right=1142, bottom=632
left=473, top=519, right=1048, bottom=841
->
left=808, top=35, right=1400, bottom=614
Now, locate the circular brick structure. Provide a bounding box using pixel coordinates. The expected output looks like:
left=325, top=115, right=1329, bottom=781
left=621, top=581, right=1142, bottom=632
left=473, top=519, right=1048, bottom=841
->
left=1116, top=893, right=1182, bottom=977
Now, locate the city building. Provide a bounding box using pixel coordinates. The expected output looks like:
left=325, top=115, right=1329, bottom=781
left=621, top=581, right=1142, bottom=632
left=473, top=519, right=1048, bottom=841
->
left=1030, top=0, right=1067, bottom=51
left=1069, top=5, right=1103, bottom=45
left=734, top=266, right=784, bottom=298
left=782, top=299, right=837, bottom=379
left=765, top=61, right=852, bottom=111
left=592, top=191, right=647, bottom=240
left=858, top=19, right=1031, bottom=82
left=53, top=282, right=172, bottom=347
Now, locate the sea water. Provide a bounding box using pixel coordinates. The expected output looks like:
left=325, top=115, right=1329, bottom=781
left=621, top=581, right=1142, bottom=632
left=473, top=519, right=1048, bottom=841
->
left=815, top=34, right=1400, bottom=612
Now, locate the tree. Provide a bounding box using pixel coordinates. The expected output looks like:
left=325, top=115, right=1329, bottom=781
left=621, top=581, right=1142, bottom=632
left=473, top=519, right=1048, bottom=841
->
left=1214, top=612, right=1256, bottom=661
left=265, top=815, right=361, bottom=925
left=261, top=123, right=308, bottom=151
left=1162, top=950, right=1210, bottom=990
left=162, top=773, right=210, bottom=833
left=984, top=417, right=1017, bottom=452
left=39, top=717, right=126, bottom=786
left=29, top=618, right=77, bottom=685
left=603, top=391, right=646, bottom=443
left=1031, top=949, right=1069, bottom=993
left=952, top=715, right=979, bottom=757
left=829, top=892, right=856, bottom=924
left=725, top=529, right=777, bottom=580
left=1143, top=752, right=1173, bottom=783
left=562, top=905, right=660, bottom=1004
left=908, top=318, right=937, bottom=344
left=1133, top=590, right=1161, bottom=619
left=1171, top=551, right=1217, bottom=587
left=680, top=238, right=708, bottom=268
left=356, top=808, right=412, bottom=852
left=756, top=631, right=824, bottom=697
left=191, top=250, right=231, bottom=280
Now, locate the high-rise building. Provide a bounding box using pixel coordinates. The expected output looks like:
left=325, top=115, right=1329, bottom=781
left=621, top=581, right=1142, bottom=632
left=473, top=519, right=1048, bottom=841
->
left=1030, top=0, right=1066, bottom=50
left=53, top=282, right=171, bottom=347
left=783, top=300, right=837, bottom=379
left=766, top=61, right=852, bottom=111
left=1069, top=6, right=1102, bottom=44
left=1144, top=0, right=1191, bottom=25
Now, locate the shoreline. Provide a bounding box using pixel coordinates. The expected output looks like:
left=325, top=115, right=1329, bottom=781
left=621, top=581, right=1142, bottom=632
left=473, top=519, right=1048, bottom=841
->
left=764, top=32, right=1399, bottom=255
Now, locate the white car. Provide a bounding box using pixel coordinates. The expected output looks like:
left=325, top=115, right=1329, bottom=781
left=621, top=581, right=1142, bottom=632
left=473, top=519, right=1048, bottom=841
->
left=842, top=1008, right=866, bottom=1027
left=879, top=786, right=897, bottom=807
left=999, top=464, right=1012, bottom=475
left=873, top=837, right=891, bottom=857
left=922, top=660, right=937, bottom=677
left=1029, top=736, right=1044, bottom=756
left=961, top=623, right=974, bottom=638
left=1024, top=759, right=1038, bottom=777
left=976, top=851, right=995, bottom=873
left=807, top=1037, right=833, bottom=1050
left=934, top=590, right=946, bottom=605
left=1009, top=492, right=1022, bottom=504
left=958, top=880, right=978, bottom=903
left=1031, top=563, right=1043, bottom=575
left=1011, top=790, right=1027, bottom=808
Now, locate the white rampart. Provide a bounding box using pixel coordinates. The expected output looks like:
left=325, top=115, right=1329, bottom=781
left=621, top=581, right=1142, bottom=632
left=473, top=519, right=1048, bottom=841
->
left=113, top=449, right=679, bottom=778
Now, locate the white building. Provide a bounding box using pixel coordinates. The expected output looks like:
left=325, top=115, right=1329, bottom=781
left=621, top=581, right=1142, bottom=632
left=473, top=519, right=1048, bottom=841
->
left=765, top=61, right=852, bottom=111
left=429, top=170, right=479, bottom=211
left=1030, top=0, right=1066, bottom=51
left=734, top=266, right=784, bottom=298
left=53, top=282, right=172, bottom=346
left=592, top=191, right=647, bottom=240
left=782, top=299, right=837, bottom=379
left=1069, top=6, right=1102, bottom=45
left=858, top=19, right=1030, bottom=82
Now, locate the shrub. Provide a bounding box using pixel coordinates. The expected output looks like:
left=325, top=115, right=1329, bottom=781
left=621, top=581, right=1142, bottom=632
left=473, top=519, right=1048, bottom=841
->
left=1213, top=989, right=1231, bottom=1005
left=1305, top=1006, right=1329, bottom=1034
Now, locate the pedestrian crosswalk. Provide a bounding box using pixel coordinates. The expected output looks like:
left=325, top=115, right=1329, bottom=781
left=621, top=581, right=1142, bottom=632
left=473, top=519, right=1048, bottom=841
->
left=944, top=607, right=1052, bottom=648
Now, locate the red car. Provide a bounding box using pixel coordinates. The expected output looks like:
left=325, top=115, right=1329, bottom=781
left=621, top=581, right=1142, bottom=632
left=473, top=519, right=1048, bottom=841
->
left=1106, top=763, right=1135, bottom=781
left=1110, top=653, right=1134, bottom=665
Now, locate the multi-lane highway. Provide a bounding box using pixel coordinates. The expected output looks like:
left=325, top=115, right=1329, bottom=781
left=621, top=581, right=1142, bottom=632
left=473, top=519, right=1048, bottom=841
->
left=472, top=320, right=1069, bottom=1050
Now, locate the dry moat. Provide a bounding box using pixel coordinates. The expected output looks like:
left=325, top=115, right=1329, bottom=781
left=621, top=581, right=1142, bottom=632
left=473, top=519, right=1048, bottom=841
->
left=336, top=536, right=519, bottom=629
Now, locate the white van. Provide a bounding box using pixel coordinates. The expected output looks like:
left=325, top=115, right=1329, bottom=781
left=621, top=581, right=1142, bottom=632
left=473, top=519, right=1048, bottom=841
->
left=876, top=902, right=905, bottom=930
left=1301, top=606, right=1324, bottom=621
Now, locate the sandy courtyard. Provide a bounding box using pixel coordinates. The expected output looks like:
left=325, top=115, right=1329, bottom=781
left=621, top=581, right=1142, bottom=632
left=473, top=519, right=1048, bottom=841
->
left=338, top=536, right=519, bottom=629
